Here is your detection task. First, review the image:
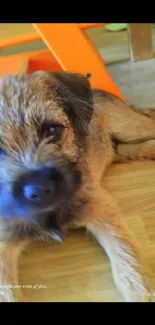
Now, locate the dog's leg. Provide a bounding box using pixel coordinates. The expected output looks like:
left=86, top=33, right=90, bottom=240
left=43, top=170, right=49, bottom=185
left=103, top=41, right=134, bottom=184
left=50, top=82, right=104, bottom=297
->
left=94, top=91, right=155, bottom=143
left=0, top=241, right=26, bottom=302
left=110, top=103, right=155, bottom=143
left=116, top=139, right=155, bottom=161
left=80, top=189, right=154, bottom=302
left=129, top=105, right=155, bottom=120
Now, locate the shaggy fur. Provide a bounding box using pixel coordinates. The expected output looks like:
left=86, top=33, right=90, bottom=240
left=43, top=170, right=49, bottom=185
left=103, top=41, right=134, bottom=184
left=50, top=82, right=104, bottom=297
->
left=0, top=71, right=155, bottom=302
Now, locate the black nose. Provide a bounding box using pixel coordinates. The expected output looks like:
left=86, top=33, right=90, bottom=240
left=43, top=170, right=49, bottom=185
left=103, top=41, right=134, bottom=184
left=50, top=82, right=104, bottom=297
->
left=23, top=184, right=52, bottom=202
left=19, top=167, right=58, bottom=207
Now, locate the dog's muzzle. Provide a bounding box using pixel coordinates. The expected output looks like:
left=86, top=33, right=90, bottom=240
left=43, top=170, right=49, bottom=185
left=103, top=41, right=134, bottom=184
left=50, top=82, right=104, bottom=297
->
left=14, top=167, right=61, bottom=209
left=0, top=163, right=82, bottom=221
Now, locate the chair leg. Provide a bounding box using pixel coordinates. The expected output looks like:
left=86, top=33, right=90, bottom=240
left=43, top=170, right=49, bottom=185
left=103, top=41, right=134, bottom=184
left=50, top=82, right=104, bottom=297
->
left=33, top=23, right=124, bottom=100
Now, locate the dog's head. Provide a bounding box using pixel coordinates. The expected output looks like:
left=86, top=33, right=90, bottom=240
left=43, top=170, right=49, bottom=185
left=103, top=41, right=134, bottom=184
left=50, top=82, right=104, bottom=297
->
left=0, top=71, right=93, bottom=225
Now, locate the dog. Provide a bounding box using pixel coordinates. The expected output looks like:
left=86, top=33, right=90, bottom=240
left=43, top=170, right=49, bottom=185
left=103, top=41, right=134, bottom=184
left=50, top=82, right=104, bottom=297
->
left=0, top=70, right=155, bottom=302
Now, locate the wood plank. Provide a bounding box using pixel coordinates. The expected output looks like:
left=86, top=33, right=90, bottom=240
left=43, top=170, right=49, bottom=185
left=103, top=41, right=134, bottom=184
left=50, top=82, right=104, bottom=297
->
left=128, top=23, right=153, bottom=61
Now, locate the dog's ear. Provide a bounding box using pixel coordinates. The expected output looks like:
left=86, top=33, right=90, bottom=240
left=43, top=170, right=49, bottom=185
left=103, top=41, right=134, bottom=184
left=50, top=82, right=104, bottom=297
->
left=52, top=71, right=94, bottom=137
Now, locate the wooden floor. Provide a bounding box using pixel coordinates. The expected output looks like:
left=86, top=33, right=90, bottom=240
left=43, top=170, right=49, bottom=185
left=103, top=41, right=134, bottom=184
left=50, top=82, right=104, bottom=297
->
left=19, top=161, right=155, bottom=302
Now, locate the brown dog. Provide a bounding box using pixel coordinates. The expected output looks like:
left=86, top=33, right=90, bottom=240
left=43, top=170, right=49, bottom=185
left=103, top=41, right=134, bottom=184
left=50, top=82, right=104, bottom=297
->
left=0, top=71, right=155, bottom=302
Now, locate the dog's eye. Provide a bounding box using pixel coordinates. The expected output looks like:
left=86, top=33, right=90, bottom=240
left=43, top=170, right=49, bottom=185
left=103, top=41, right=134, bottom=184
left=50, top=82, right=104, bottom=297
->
left=42, top=124, right=64, bottom=142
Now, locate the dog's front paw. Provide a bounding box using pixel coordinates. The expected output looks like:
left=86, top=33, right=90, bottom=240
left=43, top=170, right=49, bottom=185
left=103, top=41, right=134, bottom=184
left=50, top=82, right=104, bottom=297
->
left=0, top=291, right=26, bottom=302
left=0, top=289, right=14, bottom=302
left=114, top=271, right=154, bottom=302
left=0, top=286, right=25, bottom=302
left=123, top=289, right=153, bottom=302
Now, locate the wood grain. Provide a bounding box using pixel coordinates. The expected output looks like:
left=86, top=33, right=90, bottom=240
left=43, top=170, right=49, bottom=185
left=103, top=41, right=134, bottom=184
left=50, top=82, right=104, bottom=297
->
left=19, top=161, right=155, bottom=302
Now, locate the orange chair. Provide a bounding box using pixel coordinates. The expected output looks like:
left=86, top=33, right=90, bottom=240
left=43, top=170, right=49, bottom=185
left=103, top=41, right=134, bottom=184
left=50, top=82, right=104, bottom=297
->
left=0, top=23, right=123, bottom=100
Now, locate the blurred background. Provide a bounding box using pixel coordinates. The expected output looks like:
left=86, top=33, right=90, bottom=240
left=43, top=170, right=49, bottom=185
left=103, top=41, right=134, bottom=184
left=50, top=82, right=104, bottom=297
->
left=1, top=23, right=155, bottom=108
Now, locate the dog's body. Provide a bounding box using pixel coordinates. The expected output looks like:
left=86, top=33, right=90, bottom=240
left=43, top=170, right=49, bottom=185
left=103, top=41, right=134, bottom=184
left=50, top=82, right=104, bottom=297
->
left=0, top=71, right=155, bottom=302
